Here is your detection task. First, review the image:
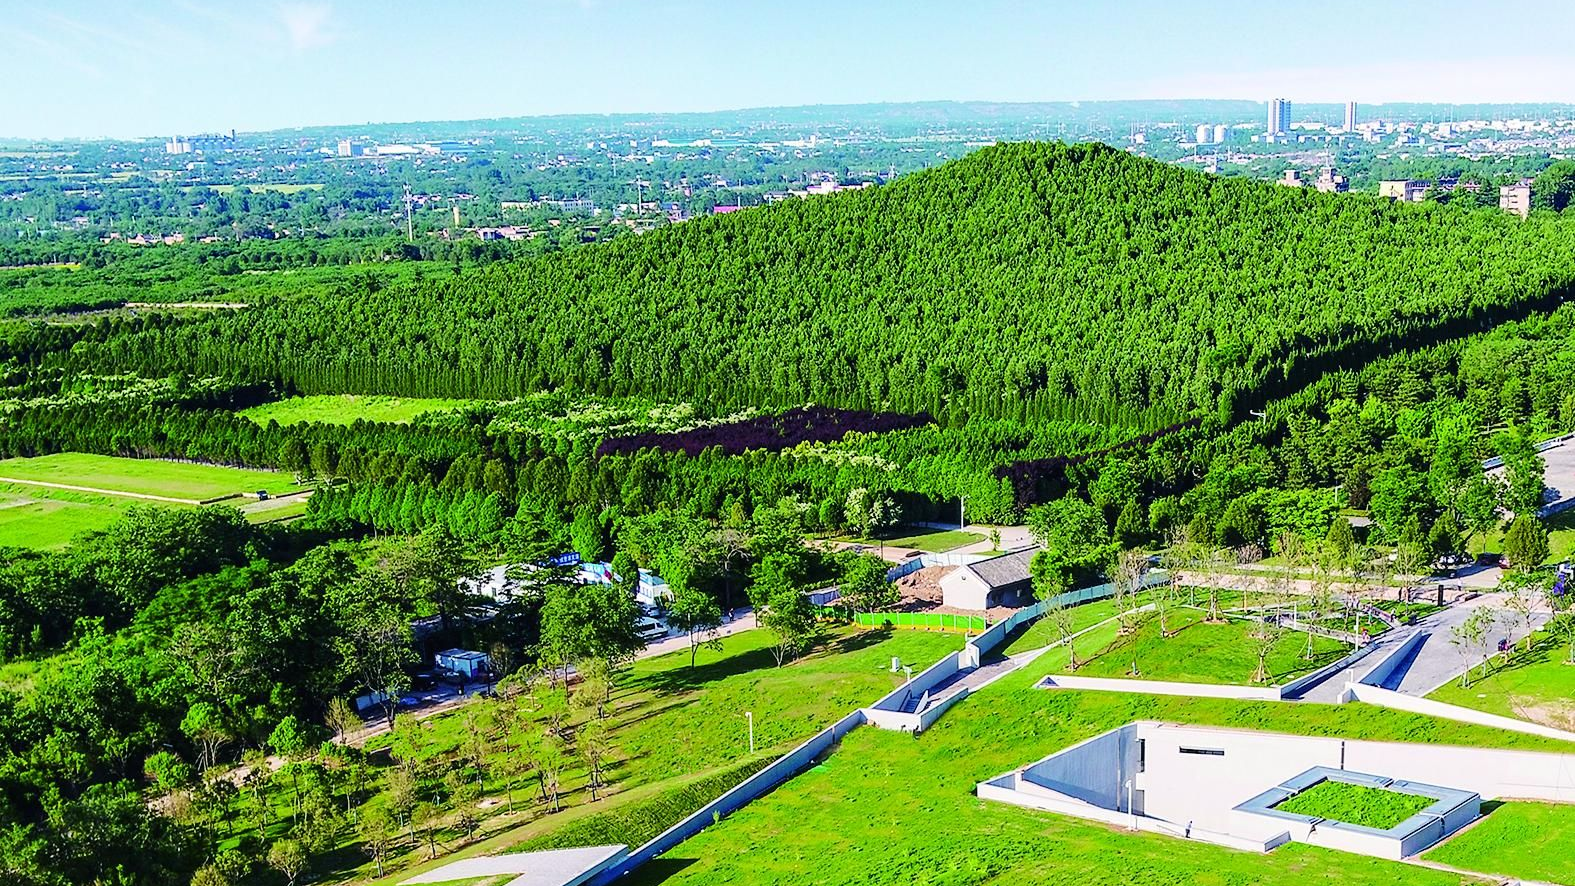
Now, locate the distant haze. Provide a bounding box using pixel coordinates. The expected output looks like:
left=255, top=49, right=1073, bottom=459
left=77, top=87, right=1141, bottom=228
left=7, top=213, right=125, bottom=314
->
left=7, top=0, right=1575, bottom=139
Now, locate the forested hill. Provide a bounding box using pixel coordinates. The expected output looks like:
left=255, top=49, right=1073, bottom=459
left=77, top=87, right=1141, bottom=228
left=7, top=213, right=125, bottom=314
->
left=65, top=142, right=1575, bottom=423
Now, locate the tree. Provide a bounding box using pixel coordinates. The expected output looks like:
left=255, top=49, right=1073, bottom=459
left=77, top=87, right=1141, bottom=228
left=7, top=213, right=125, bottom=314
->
left=839, top=555, right=896, bottom=615
left=577, top=718, right=613, bottom=801
left=760, top=584, right=819, bottom=667
left=1041, top=597, right=1081, bottom=670
left=1029, top=550, right=1072, bottom=603
left=181, top=701, right=231, bottom=772
left=845, top=487, right=873, bottom=539
left=1449, top=607, right=1495, bottom=688
left=1323, top=518, right=1355, bottom=568
left=668, top=584, right=723, bottom=668
left=333, top=593, right=417, bottom=728
left=1532, top=159, right=1575, bottom=211
left=1111, top=549, right=1148, bottom=636
left=359, top=807, right=397, bottom=877
left=1497, top=429, right=1547, bottom=516
left=1250, top=615, right=1285, bottom=684
left=1502, top=515, right=1550, bottom=572
left=266, top=839, right=309, bottom=886
left=570, top=505, right=610, bottom=562
left=325, top=697, right=359, bottom=743
left=1503, top=575, right=1542, bottom=656
left=385, top=524, right=481, bottom=634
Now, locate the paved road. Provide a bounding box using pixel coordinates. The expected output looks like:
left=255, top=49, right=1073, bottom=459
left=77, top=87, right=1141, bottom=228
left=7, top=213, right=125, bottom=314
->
left=1290, top=594, right=1549, bottom=702
left=0, top=476, right=203, bottom=505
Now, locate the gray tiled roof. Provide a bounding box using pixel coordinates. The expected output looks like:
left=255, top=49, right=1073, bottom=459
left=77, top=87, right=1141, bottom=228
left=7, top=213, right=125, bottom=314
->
left=966, top=546, right=1038, bottom=589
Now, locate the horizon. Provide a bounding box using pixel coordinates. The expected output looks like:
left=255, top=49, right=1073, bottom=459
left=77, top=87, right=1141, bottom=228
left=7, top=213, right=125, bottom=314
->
left=9, top=0, right=1575, bottom=140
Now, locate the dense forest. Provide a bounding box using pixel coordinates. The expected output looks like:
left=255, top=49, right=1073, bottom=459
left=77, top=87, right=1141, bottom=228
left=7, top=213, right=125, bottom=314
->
left=48, top=142, right=1575, bottom=424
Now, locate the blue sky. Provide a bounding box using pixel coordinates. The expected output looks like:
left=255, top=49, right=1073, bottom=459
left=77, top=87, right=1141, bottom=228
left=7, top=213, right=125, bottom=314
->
left=6, top=0, right=1575, bottom=139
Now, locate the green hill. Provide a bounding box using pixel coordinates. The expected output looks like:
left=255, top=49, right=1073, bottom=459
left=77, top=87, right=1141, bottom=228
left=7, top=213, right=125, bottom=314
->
left=66, top=142, right=1575, bottom=423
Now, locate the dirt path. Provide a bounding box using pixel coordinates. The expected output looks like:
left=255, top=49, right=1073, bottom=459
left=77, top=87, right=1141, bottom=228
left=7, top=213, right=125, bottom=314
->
left=0, top=476, right=202, bottom=505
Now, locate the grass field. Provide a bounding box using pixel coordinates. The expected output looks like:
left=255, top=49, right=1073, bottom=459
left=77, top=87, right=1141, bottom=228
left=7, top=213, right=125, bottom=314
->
left=1274, top=781, right=1433, bottom=829
left=622, top=654, right=1573, bottom=886
left=841, top=528, right=983, bottom=552
left=262, top=626, right=962, bottom=886
left=0, top=482, right=143, bottom=549
left=0, top=453, right=295, bottom=501
left=999, top=593, right=1150, bottom=656
left=239, top=394, right=476, bottom=426
left=1428, top=633, right=1575, bottom=732
left=1424, top=801, right=1575, bottom=884
left=1028, top=606, right=1349, bottom=686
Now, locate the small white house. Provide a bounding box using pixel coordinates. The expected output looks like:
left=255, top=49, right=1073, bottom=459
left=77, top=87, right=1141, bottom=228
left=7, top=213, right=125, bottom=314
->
left=435, top=648, right=492, bottom=679
left=940, top=547, right=1038, bottom=610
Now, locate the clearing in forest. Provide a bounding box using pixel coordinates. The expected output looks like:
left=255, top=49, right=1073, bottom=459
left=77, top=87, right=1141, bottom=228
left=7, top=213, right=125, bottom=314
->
left=239, top=394, right=477, bottom=426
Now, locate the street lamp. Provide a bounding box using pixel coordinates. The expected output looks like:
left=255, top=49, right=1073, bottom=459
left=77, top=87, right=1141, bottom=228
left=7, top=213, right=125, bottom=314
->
left=745, top=711, right=754, bottom=754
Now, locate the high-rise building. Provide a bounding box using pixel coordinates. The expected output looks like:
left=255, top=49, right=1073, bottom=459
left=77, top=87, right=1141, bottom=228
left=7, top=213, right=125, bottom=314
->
left=1194, top=124, right=1212, bottom=144
left=1213, top=124, right=1228, bottom=144
left=1344, top=101, right=1358, bottom=132
left=1268, top=98, right=1291, bottom=136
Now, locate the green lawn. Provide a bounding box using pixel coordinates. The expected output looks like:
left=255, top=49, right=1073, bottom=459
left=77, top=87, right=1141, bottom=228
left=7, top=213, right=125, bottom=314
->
left=1029, top=606, right=1349, bottom=686
left=1274, top=781, right=1433, bottom=829
left=1428, top=633, right=1575, bottom=732
left=239, top=394, right=475, bottom=426
left=1425, top=801, right=1575, bottom=884
left=285, top=626, right=963, bottom=886
left=841, top=528, right=983, bottom=552
left=0, top=482, right=143, bottom=549
left=0, top=453, right=295, bottom=502
left=623, top=659, right=1573, bottom=886
left=999, top=593, right=1149, bottom=657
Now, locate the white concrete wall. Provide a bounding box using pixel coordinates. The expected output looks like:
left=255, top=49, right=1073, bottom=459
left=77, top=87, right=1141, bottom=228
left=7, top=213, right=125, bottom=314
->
left=1344, top=683, right=1575, bottom=744
left=941, top=569, right=991, bottom=610
left=1039, top=675, right=1283, bottom=701
left=1134, top=721, right=1575, bottom=840
left=1278, top=641, right=1380, bottom=697
left=867, top=652, right=961, bottom=713
left=1023, top=725, right=1138, bottom=810
left=1355, top=630, right=1427, bottom=688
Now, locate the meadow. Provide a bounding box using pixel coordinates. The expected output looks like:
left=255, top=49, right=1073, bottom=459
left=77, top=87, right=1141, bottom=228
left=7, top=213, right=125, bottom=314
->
left=239, top=394, right=477, bottom=426
left=621, top=657, right=1575, bottom=886
left=1424, top=801, right=1575, bottom=884
left=225, top=626, right=961, bottom=886
left=0, top=452, right=296, bottom=502
left=1428, top=633, right=1575, bottom=732
left=0, top=482, right=143, bottom=549
left=1028, top=606, right=1350, bottom=686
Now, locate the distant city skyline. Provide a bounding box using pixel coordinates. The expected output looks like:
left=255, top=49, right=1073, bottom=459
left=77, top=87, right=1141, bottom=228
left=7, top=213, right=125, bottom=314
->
left=8, top=0, right=1575, bottom=139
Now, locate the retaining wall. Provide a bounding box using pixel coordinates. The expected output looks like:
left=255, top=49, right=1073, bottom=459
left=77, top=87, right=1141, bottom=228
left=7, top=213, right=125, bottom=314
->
left=590, top=708, right=867, bottom=885
left=1278, top=641, right=1381, bottom=698
left=1038, top=674, right=1283, bottom=701
left=1341, top=683, right=1575, bottom=744
left=1354, top=630, right=1427, bottom=689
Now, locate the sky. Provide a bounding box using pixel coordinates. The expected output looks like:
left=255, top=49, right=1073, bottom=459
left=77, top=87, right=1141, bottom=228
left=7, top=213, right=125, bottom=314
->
left=6, top=0, right=1575, bottom=139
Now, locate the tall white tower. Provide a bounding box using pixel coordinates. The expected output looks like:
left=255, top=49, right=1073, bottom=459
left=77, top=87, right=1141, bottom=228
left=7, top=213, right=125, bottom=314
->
left=1344, top=101, right=1358, bottom=132
left=1269, top=98, right=1291, bottom=135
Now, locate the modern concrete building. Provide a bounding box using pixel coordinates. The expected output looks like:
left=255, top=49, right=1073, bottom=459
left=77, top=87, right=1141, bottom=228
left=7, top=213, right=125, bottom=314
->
left=1268, top=98, right=1291, bottom=136
left=1343, top=101, right=1358, bottom=132
left=978, top=721, right=1575, bottom=861
left=1212, top=124, right=1228, bottom=144
left=1500, top=181, right=1532, bottom=218
left=1194, top=124, right=1212, bottom=144
left=1277, top=169, right=1302, bottom=188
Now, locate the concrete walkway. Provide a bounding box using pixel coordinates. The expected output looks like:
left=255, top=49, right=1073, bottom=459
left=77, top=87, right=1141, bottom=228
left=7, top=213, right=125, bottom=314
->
left=1287, top=597, right=1549, bottom=702
left=0, top=476, right=203, bottom=505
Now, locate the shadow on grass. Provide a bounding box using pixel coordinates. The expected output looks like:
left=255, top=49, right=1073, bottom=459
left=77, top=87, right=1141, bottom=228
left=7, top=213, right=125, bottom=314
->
left=630, top=646, right=781, bottom=694
left=1479, top=799, right=1507, bottom=816
left=620, top=856, right=698, bottom=885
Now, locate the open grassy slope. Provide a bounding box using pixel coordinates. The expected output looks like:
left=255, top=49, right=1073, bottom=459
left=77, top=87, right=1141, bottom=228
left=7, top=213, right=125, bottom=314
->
left=622, top=645, right=1574, bottom=886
